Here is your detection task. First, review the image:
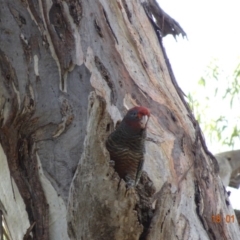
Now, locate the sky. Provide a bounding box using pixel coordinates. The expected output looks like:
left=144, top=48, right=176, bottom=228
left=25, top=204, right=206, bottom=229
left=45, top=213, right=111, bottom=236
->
left=160, top=0, right=240, bottom=94
left=158, top=0, right=240, bottom=210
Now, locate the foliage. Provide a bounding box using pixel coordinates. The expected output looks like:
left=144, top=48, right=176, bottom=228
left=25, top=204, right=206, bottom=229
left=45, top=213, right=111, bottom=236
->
left=187, top=59, right=240, bottom=152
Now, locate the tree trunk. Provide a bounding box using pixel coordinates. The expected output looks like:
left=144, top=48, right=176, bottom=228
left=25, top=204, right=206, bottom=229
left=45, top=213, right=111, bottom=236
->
left=216, top=150, right=240, bottom=189
left=0, top=0, right=239, bottom=239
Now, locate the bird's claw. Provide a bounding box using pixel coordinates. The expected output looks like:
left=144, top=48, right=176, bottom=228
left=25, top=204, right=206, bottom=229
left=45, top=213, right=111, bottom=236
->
left=125, top=185, right=136, bottom=197
left=124, top=180, right=136, bottom=197
left=109, top=160, right=115, bottom=167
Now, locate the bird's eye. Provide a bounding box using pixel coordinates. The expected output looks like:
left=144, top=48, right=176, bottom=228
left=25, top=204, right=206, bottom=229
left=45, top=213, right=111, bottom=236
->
left=132, top=112, right=137, bottom=116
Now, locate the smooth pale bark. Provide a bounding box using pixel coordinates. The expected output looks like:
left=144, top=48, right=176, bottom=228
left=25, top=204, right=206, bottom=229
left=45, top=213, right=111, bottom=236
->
left=216, top=150, right=240, bottom=188
left=0, top=0, right=239, bottom=239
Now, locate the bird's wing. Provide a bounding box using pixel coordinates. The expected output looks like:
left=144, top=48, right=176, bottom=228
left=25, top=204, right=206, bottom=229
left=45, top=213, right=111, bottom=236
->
left=135, top=157, right=144, bottom=186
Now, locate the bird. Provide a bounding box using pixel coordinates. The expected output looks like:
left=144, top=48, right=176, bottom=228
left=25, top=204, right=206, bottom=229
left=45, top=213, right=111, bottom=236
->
left=106, top=106, right=150, bottom=191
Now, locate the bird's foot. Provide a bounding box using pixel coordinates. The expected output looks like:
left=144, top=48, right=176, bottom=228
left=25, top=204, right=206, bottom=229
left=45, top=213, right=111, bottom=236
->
left=125, top=180, right=136, bottom=197
left=125, top=186, right=136, bottom=197
left=109, top=160, right=115, bottom=167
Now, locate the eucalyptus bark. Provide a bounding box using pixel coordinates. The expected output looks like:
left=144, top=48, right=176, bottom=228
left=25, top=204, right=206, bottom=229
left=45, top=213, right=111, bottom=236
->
left=216, top=150, right=240, bottom=188
left=0, top=0, right=239, bottom=240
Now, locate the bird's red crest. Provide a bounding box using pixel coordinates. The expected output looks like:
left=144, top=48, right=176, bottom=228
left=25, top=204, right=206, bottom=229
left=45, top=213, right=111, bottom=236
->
left=129, top=106, right=150, bottom=116
left=123, top=106, right=150, bottom=130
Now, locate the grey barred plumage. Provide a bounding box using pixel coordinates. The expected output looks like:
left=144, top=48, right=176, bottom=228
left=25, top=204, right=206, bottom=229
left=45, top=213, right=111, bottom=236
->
left=106, top=106, right=150, bottom=189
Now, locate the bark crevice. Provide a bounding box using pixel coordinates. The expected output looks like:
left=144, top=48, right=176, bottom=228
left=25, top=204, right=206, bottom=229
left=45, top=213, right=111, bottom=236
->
left=136, top=171, right=156, bottom=240
left=0, top=50, right=49, bottom=240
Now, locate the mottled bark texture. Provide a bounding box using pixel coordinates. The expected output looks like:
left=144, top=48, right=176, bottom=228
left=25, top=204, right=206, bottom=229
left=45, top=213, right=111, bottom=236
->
left=0, top=0, right=239, bottom=240
left=216, top=150, right=240, bottom=189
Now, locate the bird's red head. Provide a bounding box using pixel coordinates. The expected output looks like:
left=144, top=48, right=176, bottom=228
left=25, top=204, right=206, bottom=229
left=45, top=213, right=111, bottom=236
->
left=123, top=106, right=150, bottom=130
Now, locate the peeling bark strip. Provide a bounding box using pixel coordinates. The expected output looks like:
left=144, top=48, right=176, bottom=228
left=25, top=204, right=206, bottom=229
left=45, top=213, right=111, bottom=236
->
left=8, top=4, right=27, bottom=28
left=67, top=0, right=82, bottom=26
left=136, top=172, right=156, bottom=240
left=192, top=119, right=219, bottom=174
left=194, top=182, right=205, bottom=229
left=102, top=7, right=119, bottom=44
left=121, top=0, right=132, bottom=23
left=53, top=98, right=74, bottom=138
left=23, top=222, right=36, bottom=240
left=44, top=1, right=76, bottom=92
left=194, top=181, right=220, bottom=240
left=94, top=19, right=104, bottom=38
left=94, top=56, right=117, bottom=104
left=143, top=0, right=187, bottom=38
left=0, top=50, right=49, bottom=240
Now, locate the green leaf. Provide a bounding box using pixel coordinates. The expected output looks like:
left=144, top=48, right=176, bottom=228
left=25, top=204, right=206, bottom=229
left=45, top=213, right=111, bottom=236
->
left=198, top=77, right=206, bottom=86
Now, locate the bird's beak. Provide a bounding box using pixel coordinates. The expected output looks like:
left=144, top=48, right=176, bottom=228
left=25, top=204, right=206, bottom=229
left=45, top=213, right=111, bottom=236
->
left=140, top=115, right=149, bottom=128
